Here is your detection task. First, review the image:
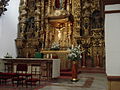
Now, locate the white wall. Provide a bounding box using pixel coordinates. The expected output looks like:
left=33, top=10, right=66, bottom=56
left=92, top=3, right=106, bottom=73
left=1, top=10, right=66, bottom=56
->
left=0, top=0, right=20, bottom=58
left=105, top=4, right=120, bottom=76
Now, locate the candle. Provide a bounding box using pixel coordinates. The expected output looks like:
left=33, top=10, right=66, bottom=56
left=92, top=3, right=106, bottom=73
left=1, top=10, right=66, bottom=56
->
left=47, top=54, right=49, bottom=58
left=50, top=54, right=52, bottom=58
left=72, top=44, right=73, bottom=49
left=42, top=44, right=44, bottom=50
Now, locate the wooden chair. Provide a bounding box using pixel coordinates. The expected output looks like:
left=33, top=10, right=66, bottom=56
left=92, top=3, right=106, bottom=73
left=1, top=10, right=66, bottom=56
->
left=0, top=72, right=11, bottom=84
left=0, top=72, right=16, bottom=85
left=26, top=64, right=41, bottom=87
left=4, top=63, right=13, bottom=73
left=0, top=63, right=15, bottom=85
left=12, top=64, right=32, bottom=87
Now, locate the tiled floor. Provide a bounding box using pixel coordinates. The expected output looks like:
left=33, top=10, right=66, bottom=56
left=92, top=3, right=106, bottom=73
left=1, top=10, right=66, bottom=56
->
left=0, top=73, right=107, bottom=90
left=40, top=73, right=108, bottom=90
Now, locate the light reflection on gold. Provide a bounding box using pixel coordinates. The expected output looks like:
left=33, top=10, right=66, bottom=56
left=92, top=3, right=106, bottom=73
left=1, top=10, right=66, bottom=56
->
left=58, top=30, right=61, bottom=40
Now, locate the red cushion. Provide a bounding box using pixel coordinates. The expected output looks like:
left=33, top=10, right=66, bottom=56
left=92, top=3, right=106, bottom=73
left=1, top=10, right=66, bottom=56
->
left=17, top=73, right=32, bottom=76
left=26, top=78, right=39, bottom=82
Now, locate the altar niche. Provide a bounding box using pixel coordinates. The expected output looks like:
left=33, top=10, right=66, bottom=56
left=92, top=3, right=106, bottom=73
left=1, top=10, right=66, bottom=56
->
left=45, top=22, right=73, bottom=49
left=54, top=0, right=67, bottom=10
left=44, top=0, right=75, bottom=50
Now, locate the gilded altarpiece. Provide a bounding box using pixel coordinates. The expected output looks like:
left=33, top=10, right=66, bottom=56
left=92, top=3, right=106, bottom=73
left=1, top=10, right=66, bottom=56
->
left=77, top=0, right=105, bottom=70
left=15, top=0, right=105, bottom=71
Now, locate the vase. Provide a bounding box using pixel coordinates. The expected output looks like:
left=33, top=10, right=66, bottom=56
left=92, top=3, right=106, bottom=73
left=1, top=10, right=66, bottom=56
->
left=34, top=52, right=44, bottom=58
left=71, top=60, right=79, bottom=82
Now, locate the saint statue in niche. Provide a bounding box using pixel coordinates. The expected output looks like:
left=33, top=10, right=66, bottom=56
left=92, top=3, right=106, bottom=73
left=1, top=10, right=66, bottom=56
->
left=26, top=17, right=35, bottom=31
left=54, top=0, right=67, bottom=10
left=49, top=23, right=72, bottom=48
left=55, top=0, right=63, bottom=9
left=91, top=10, right=103, bottom=29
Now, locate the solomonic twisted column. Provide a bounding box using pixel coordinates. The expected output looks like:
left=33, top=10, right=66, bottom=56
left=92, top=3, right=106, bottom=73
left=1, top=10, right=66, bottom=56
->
left=82, top=52, right=86, bottom=68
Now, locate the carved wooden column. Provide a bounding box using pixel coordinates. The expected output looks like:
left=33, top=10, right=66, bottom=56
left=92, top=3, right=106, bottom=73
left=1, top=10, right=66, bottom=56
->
left=41, top=0, right=45, bottom=33
left=18, top=0, right=27, bottom=38
left=82, top=52, right=86, bottom=68
left=66, top=0, right=70, bottom=12
left=45, top=18, right=49, bottom=48
left=47, top=0, right=51, bottom=14
left=35, top=1, right=41, bottom=39
left=96, top=53, right=100, bottom=68
left=15, top=0, right=28, bottom=57
left=91, top=28, right=104, bottom=68
left=73, top=0, right=81, bottom=44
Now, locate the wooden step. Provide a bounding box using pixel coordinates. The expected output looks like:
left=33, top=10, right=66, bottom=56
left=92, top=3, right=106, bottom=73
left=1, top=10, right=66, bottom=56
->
left=60, top=68, right=105, bottom=77
left=58, top=76, right=71, bottom=79
left=79, top=67, right=105, bottom=73
left=60, top=71, right=72, bottom=76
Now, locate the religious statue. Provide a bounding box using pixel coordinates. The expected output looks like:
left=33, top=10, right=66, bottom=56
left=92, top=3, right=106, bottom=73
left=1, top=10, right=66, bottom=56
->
left=20, top=30, right=24, bottom=39
left=55, top=0, right=62, bottom=9
left=20, top=23, right=26, bottom=32
left=35, top=22, right=40, bottom=31
left=26, top=17, right=35, bottom=31
left=35, top=30, right=39, bottom=38
left=91, top=10, right=103, bottom=29
left=35, top=8, right=41, bottom=21
left=83, top=17, right=90, bottom=36
left=54, top=0, right=67, bottom=9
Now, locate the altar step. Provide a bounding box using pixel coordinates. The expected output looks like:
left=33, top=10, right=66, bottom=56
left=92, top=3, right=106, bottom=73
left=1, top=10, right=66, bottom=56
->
left=60, top=68, right=105, bottom=77
left=60, top=71, right=72, bottom=76
left=79, top=67, right=105, bottom=73
left=58, top=75, right=71, bottom=79
left=60, top=69, right=80, bottom=76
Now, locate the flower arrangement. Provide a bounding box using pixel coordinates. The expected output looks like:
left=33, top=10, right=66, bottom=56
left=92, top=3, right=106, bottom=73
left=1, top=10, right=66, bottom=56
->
left=68, top=45, right=82, bottom=61
left=50, top=42, right=60, bottom=50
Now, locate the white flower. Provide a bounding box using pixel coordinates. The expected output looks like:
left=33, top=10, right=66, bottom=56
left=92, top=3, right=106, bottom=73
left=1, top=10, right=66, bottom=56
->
left=51, top=42, right=60, bottom=50
left=68, top=45, right=82, bottom=61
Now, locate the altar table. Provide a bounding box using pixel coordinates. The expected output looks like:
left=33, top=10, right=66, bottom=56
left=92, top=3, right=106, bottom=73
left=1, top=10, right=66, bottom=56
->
left=41, top=50, right=71, bottom=70
left=2, top=58, right=60, bottom=78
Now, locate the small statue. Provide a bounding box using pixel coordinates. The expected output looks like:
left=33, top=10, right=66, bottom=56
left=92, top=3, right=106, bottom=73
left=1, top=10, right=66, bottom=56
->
left=20, top=31, right=24, bottom=38
left=35, top=8, right=41, bottom=21
left=91, top=10, right=103, bottom=29
left=35, top=31, right=39, bottom=38
left=20, top=23, right=26, bottom=32
left=35, top=22, right=40, bottom=31
left=55, top=0, right=63, bottom=9
left=26, top=17, right=35, bottom=31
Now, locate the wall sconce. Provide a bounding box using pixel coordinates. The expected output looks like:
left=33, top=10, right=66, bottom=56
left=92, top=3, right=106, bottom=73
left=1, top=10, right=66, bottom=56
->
left=0, top=0, right=10, bottom=16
